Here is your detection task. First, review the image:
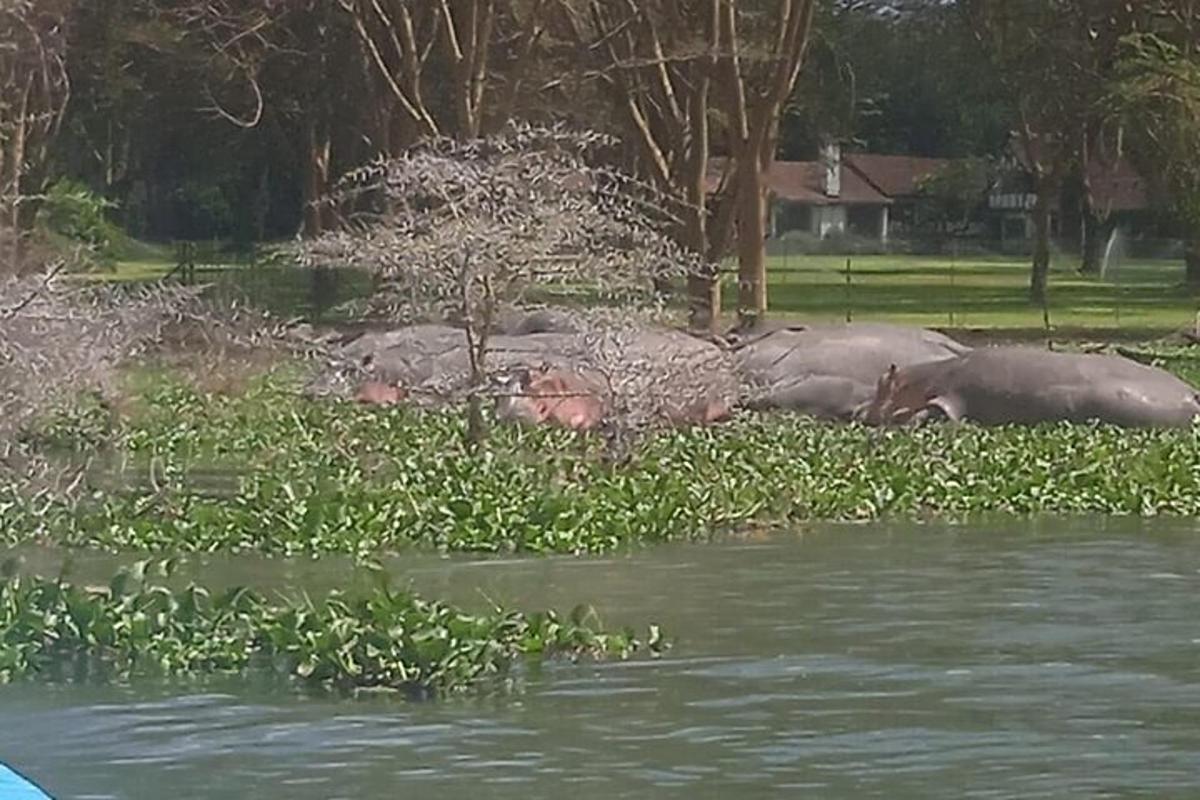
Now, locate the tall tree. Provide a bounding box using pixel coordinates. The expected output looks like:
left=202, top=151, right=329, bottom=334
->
left=968, top=0, right=1147, bottom=297
left=1, top=0, right=73, bottom=267
left=566, top=0, right=726, bottom=330
left=167, top=1, right=365, bottom=236
left=966, top=0, right=1091, bottom=305
left=718, top=0, right=818, bottom=323
left=1072, top=1, right=1142, bottom=275
left=562, top=0, right=817, bottom=328
left=337, top=0, right=554, bottom=144
left=783, top=0, right=1011, bottom=160
left=1110, top=7, right=1200, bottom=284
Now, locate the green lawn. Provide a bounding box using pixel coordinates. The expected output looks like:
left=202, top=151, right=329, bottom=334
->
left=721, top=253, right=1200, bottom=335
left=75, top=243, right=1200, bottom=337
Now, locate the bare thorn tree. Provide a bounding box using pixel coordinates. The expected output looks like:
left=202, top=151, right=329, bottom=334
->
left=0, top=269, right=303, bottom=497
left=298, top=122, right=724, bottom=445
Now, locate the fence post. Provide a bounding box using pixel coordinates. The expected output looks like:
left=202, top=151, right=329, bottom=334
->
left=844, top=257, right=853, bottom=323
left=949, top=239, right=957, bottom=328
left=1042, top=284, right=1052, bottom=348
left=173, top=241, right=196, bottom=285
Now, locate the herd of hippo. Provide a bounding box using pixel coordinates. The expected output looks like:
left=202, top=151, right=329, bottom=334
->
left=316, top=309, right=1200, bottom=431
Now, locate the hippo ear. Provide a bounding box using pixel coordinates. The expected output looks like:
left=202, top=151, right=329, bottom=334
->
left=876, top=364, right=897, bottom=393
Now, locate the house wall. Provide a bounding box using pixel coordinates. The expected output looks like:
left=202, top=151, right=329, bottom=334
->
left=812, top=205, right=847, bottom=238
left=771, top=201, right=812, bottom=237
left=771, top=200, right=893, bottom=241
left=846, top=205, right=888, bottom=242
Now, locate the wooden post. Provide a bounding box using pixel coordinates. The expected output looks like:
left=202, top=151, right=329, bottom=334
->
left=844, top=257, right=852, bottom=323
left=949, top=238, right=958, bottom=328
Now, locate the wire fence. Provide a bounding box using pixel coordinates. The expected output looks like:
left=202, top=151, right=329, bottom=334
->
left=162, top=233, right=1200, bottom=338
left=763, top=231, right=1190, bottom=266
left=742, top=232, right=1200, bottom=337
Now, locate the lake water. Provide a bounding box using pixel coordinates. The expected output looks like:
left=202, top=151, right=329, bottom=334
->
left=3, top=518, right=1200, bottom=799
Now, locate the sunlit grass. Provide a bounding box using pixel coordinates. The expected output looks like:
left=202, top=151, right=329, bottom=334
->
left=76, top=244, right=1200, bottom=334
left=720, top=253, right=1200, bottom=332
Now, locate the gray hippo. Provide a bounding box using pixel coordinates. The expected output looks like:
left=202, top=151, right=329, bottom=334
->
left=493, top=367, right=609, bottom=430
left=492, top=308, right=580, bottom=335
left=318, top=319, right=738, bottom=427
left=490, top=327, right=738, bottom=428
left=730, top=322, right=971, bottom=420
left=861, top=346, right=1200, bottom=428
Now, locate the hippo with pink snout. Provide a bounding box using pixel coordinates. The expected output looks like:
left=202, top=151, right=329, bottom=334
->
left=493, top=367, right=608, bottom=431
left=859, top=346, right=1200, bottom=428
left=493, top=364, right=733, bottom=431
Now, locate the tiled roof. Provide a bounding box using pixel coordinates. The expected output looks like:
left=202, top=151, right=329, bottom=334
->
left=1085, top=158, right=1149, bottom=212
left=706, top=158, right=891, bottom=206
left=1010, top=137, right=1150, bottom=211
left=843, top=154, right=952, bottom=199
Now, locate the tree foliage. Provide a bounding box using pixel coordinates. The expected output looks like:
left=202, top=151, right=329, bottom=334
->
left=784, top=0, right=1011, bottom=158
left=1110, top=20, right=1200, bottom=281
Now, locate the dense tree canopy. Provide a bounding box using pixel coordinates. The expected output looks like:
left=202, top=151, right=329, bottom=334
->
left=783, top=0, right=1011, bottom=159
left=3, top=0, right=1200, bottom=307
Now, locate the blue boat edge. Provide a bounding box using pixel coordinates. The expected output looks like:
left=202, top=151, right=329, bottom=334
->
left=0, top=763, right=53, bottom=799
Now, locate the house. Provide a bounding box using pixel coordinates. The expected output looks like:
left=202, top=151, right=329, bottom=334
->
left=706, top=139, right=1151, bottom=251
left=763, top=145, right=894, bottom=241
left=843, top=153, right=956, bottom=234
left=708, top=146, right=956, bottom=243
left=987, top=139, right=1151, bottom=246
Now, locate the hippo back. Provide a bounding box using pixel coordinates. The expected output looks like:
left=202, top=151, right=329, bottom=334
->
left=732, top=323, right=969, bottom=419
left=951, top=347, right=1200, bottom=427
left=877, top=346, right=1200, bottom=427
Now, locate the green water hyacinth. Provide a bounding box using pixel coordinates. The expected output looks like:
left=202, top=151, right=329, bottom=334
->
left=8, top=365, right=1200, bottom=557
left=0, top=559, right=662, bottom=695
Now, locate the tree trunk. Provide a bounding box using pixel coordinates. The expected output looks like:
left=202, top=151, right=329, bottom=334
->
left=463, top=321, right=489, bottom=447
left=685, top=39, right=718, bottom=334
left=1078, top=205, right=1111, bottom=275
left=1186, top=237, right=1200, bottom=287
left=735, top=154, right=768, bottom=324
left=684, top=178, right=719, bottom=332
left=1030, top=184, right=1052, bottom=305
left=686, top=267, right=720, bottom=333
left=7, top=82, right=31, bottom=267
left=302, top=119, right=332, bottom=237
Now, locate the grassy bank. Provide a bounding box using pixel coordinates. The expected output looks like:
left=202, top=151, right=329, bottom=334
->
left=721, top=253, right=1199, bottom=333
left=8, top=361, right=1200, bottom=560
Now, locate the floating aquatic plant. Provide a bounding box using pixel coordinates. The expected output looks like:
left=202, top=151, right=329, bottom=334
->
left=0, top=558, right=662, bottom=695
left=8, top=352, right=1200, bottom=558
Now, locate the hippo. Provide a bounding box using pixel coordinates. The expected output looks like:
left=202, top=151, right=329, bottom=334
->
left=730, top=322, right=971, bottom=420
left=493, top=308, right=580, bottom=335
left=346, top=327, right=584, bottom=393
left=354, top=381, right=407, bottom=406
left=494, top=365, right=733, bottom=431
left=661, top=395, right=733, bottom=427
left=861, top=346, right=1200, bottom=428
left=494, top=367, right=607, bottom=431
left=324, top=316, right=739, bottom=426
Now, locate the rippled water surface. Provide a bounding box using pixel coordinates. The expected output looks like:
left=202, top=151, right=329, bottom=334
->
left=4, top=519, right=1200, bottom=799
